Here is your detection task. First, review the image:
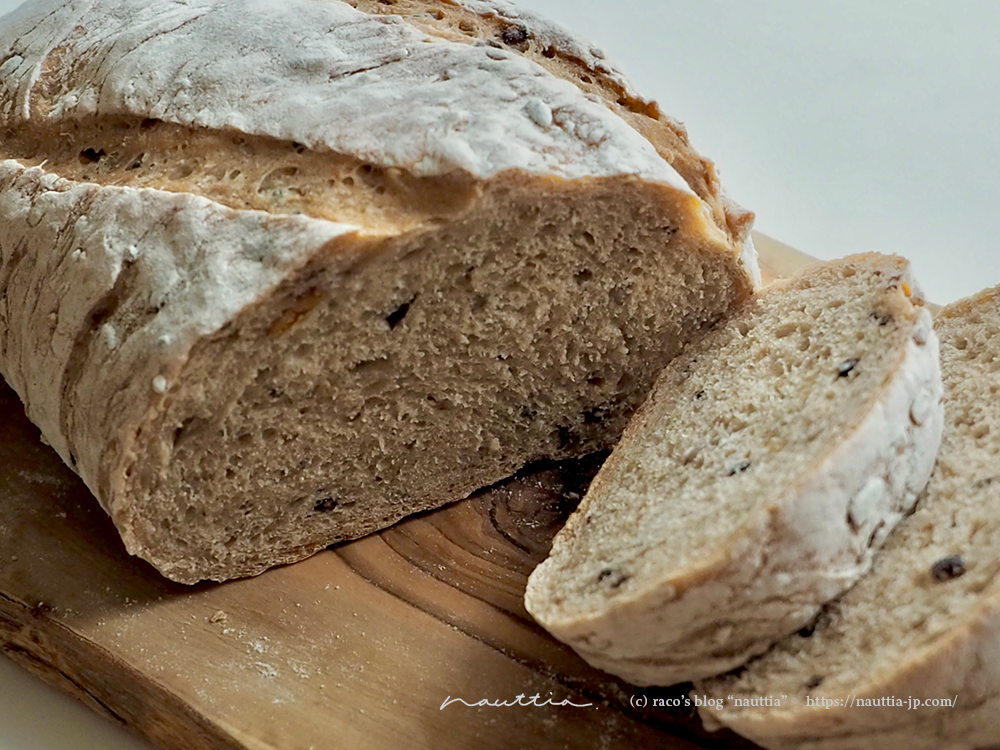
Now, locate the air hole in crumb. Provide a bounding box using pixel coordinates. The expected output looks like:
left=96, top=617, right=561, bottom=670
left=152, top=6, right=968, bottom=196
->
left=386, top=295, right=417, bottom=330
left=797, top=620, right=817, bottom=638
left=574, top=269, right=593, bottom=283
left=314, top=497, right=339, bottom=512
left=597, top=568, right=629, bottom=588
left=542, top=46, right=556, bottom=58
left=80, top=147, right=105, bottom=163
left=580, top=74, right=593, bottom=83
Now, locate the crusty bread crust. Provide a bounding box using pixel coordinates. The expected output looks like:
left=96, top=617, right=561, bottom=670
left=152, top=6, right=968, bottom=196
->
left=0, top=0, right=756, bottom=582
left=525, top=255, right=943, bottom=685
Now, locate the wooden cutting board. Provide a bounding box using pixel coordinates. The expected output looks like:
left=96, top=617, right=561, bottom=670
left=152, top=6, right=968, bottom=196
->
left=0, top=234, right=814, bottom=750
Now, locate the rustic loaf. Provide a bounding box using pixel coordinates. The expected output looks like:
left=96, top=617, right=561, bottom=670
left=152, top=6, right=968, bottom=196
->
left=696, top=285, right=1000, bottom=750
left=0, top=0, right=757, bottom=583
left=524, top=255, right=943, bottom=686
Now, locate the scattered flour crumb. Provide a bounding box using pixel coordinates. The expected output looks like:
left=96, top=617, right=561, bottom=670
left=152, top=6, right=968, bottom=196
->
left=255, top=662, right=278, bottom=679
left=524, top=97, right=553, bottom=128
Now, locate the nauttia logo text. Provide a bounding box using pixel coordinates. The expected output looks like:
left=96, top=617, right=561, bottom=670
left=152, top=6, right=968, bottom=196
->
left=440, top=693, right=593, bottom=710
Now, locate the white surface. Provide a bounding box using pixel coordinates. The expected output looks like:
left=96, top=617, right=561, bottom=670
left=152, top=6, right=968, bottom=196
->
left=0, top=0, right=998, bottom=748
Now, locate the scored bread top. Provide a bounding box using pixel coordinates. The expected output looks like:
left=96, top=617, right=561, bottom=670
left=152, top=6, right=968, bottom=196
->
left=0, top=0, right=753, bottom=252
left=2, top=0, right=683, bottom=184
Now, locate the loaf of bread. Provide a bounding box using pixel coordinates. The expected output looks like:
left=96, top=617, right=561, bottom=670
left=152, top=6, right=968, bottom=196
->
left=0, top=0, right=757, bottom=583
left=525, top=255, right=943, bottom=685
left=696, top=285, right=1000, bottom=750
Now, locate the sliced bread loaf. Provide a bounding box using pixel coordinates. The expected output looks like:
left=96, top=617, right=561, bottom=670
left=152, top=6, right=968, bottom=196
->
left=696, top=285, right=1000, bottom=750
left=524, top=254, right=943, bottom=686
left=0, top=0, right=756, bottom=583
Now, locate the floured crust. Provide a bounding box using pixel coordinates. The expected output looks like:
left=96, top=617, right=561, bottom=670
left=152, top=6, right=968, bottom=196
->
left=345, top=0, right=753, bottom=248
left=696, top=286, right=1000, bottom=750
left=524, top=256, right=943, bottom=685
left=2, top=0, right=685, bottom=184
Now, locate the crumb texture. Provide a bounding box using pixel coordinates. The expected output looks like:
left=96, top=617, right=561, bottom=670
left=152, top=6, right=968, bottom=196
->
left=526, top=255, right=943, bottom=686
left=698, top=285, right=1000, bottom=750
left=128, top=176, right=742, bottom=582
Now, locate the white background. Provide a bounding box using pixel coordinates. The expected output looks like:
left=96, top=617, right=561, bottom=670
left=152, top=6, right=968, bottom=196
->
left=1, top=1, right=998, bottom=748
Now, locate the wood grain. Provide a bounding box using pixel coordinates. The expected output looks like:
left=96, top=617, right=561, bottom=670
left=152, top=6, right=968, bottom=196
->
left=0, top=233, right=810, bottom=750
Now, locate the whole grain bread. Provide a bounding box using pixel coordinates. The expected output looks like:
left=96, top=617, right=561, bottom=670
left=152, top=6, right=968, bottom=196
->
left=0, top=0, right=757, bottom=583
left=524, top=255, right=943, bottom=686
left=696, top=285, right=1000, bottom=750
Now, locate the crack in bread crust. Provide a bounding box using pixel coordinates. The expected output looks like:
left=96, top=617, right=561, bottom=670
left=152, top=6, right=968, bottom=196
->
left=2, top=117, right=484, bottom=231
left=343, top=0, right=744, bottom=243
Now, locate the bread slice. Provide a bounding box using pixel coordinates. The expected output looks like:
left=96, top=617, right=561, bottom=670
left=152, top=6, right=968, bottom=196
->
left=524, top=254, right=943, bottom=686
left=696, top=286, right=1000, bottom=750
left=0, top=0, right=757, bottom=583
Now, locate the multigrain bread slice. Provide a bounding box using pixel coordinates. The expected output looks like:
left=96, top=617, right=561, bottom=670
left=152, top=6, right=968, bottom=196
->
left=0, top=0, right=757, bottom=583
left=696, top=286, right=1000, bottom=750
left=524, top=254, right=943, bottom=686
